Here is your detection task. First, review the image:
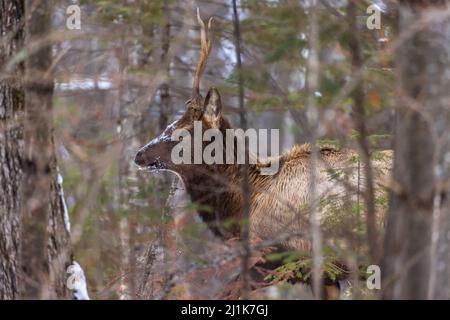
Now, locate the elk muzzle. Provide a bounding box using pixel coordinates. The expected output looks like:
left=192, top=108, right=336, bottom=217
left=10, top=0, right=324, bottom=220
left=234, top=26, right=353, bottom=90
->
left=134, top=139, right=169, bottom=170
left=134, top=148, right=149, bottom=167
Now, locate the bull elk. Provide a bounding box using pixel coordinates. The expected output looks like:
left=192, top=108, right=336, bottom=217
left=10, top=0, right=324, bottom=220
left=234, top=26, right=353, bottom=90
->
left=134, top=10, right=391, bottom=299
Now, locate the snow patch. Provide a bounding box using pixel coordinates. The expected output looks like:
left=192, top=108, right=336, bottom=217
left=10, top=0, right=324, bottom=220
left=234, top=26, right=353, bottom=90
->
left=66, top=261, right=90, bottom=300
left=55, top=78, right=113, bottom=91
left=372, top=0, right=387, bottom=13
left=57, top=167, right=71, bottom=233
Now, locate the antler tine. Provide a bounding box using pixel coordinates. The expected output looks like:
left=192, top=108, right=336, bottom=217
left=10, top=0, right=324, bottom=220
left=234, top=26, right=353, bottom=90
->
left=192, top=8, right=213, bottom=100
left=197, top=8, right=207, bottom=54
left=207, top=17, right=213, bottom=53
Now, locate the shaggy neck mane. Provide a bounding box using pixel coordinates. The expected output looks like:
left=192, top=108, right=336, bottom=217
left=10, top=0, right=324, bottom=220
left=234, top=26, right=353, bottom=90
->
left=179, top=117, right=274, bottom=238
left=177, top=140, right=335, bottom=238
left=181, top=155, right=264, bottom=238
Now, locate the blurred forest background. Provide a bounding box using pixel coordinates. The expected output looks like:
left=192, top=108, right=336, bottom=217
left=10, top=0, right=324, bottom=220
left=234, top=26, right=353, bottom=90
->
left=1, top=0, right=450, bottom=300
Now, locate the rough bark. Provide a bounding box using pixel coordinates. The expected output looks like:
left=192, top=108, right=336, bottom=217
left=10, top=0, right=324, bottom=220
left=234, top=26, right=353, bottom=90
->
left=20, top=0, right=55, bottom=298
left=0, top=0, right=71, bottom=299
left=22, top=0, right=72, bottom=299
left=382, top=0, right=450, bottom=299
left=45, top=153, right=72, bottom=299
left=0, top=0, right=24, bottom=300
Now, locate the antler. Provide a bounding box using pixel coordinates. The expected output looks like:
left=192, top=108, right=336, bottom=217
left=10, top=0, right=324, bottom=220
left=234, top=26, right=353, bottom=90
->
left=192, top=8, right=213, bottom=100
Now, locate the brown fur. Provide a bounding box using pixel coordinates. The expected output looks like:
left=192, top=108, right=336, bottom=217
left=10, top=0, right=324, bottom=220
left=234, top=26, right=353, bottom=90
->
left=135, top=99, right=390, bottom=299
left=135, top=89, right=391, bottom=252
left=134, top=14, right=391, bottom=297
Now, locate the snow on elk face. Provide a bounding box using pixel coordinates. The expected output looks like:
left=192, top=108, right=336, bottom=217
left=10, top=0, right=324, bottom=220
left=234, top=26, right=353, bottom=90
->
left=134, top=87, right=229, bottom=173
left=134, top=119, right=180, bottom=171
left=134, top=9, right=221, bottom=176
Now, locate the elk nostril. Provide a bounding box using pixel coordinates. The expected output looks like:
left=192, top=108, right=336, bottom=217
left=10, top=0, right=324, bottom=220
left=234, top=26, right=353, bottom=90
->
left=134, top=150, right=144, bottom=166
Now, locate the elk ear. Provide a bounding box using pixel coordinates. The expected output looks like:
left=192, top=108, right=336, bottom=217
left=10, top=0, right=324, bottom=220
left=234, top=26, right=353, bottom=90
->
left=203, top=87, right=222, bottom=127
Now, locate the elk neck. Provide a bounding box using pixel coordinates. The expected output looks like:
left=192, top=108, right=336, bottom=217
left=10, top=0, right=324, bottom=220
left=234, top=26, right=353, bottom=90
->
left=179, top=156, right=266, bottom=239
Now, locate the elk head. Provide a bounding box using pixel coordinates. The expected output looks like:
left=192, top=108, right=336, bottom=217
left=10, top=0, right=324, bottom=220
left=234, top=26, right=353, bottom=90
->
left=134, top=10, right=229, bottom=178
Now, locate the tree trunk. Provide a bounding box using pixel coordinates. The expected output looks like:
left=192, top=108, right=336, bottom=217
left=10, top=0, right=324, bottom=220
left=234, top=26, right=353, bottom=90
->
left=20, top=0, right=55, bottom=298
left=347, top=0, right=379, bottom=264
left=1, top=0, right=72, bottom=299
left=0, top=0, right=24, bottom=300
left=158, top=0, right=171, bottom=132
left=382, top=0, right=450, bottom=299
